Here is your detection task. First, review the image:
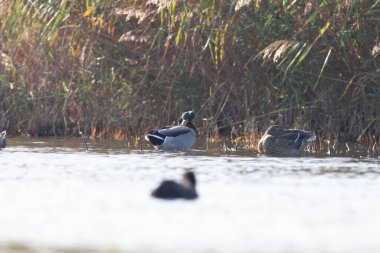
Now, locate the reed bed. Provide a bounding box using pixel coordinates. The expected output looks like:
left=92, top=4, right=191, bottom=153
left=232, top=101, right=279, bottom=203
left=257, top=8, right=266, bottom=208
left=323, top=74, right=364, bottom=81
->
left=0, top=0, right=379, bottom=146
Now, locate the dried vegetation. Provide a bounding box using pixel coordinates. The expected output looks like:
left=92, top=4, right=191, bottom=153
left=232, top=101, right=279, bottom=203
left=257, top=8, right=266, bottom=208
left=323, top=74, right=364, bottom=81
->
left=0, top=0, right=379, bottom=148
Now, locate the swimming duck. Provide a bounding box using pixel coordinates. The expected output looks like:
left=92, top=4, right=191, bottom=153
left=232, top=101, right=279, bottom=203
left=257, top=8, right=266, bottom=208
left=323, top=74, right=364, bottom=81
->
left=258, top=125, right=316, bottom=156
left=151, top=171, right=198, bottom=200
left=0, top=131, right=6, bottom=149
left=145, top=111, right=197, bottom=151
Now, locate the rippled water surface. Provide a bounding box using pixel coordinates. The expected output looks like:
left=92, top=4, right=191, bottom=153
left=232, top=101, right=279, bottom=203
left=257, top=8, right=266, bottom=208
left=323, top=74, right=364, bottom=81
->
left=1, top=138, right=380, bottom=253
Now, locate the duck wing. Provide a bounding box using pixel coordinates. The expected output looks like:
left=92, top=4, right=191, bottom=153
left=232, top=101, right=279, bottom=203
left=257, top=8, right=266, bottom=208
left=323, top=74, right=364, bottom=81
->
left=158, top=126, right=191, bottom=137
left=277, top=130, right=314, bottom=149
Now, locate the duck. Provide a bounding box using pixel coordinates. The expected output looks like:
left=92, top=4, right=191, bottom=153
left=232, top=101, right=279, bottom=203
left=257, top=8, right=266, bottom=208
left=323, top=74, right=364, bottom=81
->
left=258, top=125, right=316, bottom=156
left=0, top=131, right=6, bottom=149
left=145, top=111, right=197, bottom=151
left=151, top=171, right=198, bottom=200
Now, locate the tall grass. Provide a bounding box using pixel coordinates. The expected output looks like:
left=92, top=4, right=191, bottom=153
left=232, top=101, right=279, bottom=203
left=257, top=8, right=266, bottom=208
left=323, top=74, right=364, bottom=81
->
left=0, top=0, right=379, bottom=145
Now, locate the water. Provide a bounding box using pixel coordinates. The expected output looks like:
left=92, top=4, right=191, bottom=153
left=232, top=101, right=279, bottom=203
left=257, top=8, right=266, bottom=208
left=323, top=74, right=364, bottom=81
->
left=1, top=138, right=380, bottom=253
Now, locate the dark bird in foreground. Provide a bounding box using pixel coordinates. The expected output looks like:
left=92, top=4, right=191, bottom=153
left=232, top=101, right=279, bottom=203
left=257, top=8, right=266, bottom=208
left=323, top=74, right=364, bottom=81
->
left=151, top=171, right=198, bottom=200
left=145, top=111, right=197, bottom=151
left=0, top=131, right=6, bottom=149
left=258, top=125, right=316, bottom=156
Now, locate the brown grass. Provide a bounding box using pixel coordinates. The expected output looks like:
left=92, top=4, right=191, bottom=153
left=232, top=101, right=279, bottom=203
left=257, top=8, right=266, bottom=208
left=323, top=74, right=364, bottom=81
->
left=0, top=0, right=379, bottom=145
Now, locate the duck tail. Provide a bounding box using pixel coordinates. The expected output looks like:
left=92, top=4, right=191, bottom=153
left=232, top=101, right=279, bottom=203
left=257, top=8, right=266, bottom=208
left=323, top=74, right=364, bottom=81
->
left=294, top=131, right=316, bottom=149
left=306, top=131, right=316, bottom=142
left=145, top=130, right=165, bottom=145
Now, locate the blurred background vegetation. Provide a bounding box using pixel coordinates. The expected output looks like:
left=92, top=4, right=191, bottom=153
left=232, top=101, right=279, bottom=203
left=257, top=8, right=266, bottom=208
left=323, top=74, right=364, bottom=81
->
left=0, top=0, right=379, bottom=145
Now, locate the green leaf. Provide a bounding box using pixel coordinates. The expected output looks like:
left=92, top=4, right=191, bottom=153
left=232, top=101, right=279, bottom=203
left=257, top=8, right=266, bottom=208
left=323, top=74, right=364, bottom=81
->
left=319, top=21, right=330, bottom=36
left=339, top=76, right=355, bottom=100
left=314, top=47, right=333, bottom=89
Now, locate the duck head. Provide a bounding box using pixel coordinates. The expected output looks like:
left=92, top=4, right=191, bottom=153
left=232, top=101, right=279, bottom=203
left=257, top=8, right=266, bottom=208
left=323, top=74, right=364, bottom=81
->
left=182, top=111, right=196, bottom=122
left=182, top=171, right=196, bottom=188
left=178, top=111, right=196, bottom=126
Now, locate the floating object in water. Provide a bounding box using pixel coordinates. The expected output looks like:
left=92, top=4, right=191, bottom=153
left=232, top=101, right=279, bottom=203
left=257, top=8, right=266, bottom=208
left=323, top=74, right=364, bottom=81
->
left=151, top=171, right=198, bottom=200
left=145, top=111, right=197, bottom=151
left=258, top=125, right=316, bottom=156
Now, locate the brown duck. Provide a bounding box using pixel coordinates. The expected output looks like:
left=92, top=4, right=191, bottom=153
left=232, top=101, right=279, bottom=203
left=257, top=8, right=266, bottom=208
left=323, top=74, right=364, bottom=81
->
left=258, top=125, right=316, bottom=156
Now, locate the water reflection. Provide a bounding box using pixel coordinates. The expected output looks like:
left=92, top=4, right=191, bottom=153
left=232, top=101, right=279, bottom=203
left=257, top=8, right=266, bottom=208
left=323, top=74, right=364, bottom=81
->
left=5, top=137, right=380, bottom=158
left=0, top=138, right=380, bottom=253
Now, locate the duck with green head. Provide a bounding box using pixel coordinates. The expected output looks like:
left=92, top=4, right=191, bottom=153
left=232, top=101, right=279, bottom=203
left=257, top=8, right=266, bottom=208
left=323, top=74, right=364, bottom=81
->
left=258, top=125, right=316, bottom=156
left=145, top=111, right=197, bottom=151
